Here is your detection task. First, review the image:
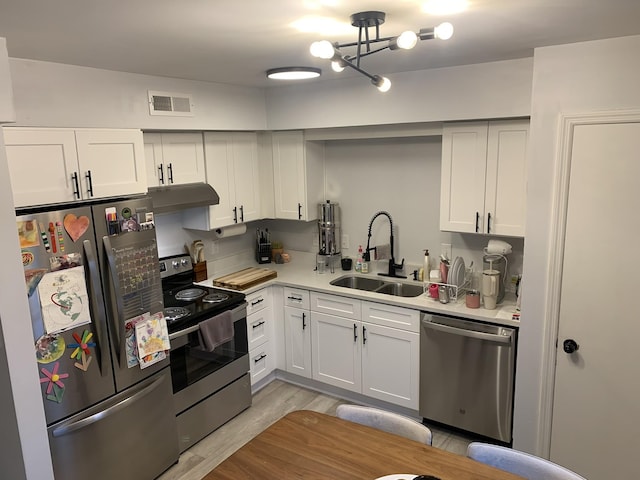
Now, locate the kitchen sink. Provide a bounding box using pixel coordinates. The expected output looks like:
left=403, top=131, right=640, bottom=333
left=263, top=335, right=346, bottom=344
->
left=330, top=275, right=386, bottom=291
left=330, top=275, right=424, bottom=298
left=374, top=282, right=424, bottom=298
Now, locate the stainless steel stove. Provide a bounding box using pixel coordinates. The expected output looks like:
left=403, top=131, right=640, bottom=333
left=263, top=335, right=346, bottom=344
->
left=159, top=254, right=251, bottom=453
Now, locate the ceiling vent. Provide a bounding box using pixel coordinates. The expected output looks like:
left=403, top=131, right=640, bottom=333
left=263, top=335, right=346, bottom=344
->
left=148, top=90, right=194, bottom=116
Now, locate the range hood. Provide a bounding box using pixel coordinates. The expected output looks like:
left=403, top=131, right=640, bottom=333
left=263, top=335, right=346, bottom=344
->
left=148, top=182, right=219, bottom=214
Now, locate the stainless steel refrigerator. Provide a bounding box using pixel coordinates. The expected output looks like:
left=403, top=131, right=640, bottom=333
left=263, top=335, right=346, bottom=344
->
left=17, top=196, right=178, bottom=480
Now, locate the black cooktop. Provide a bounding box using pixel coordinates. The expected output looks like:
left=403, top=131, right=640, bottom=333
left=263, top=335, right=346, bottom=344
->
left=163, top=285, right=245, bottom=333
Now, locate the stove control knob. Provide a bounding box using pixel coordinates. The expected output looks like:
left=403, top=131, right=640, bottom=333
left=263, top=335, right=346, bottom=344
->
left=181, top=258, right=189, bottom=266
left=172, top=260, right=179, bottom=269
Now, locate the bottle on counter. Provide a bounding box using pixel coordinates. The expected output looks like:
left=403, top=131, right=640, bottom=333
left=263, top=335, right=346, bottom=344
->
left=423, top=249, right=430, bottom=283
left=355, top=245, right=363, bottom=272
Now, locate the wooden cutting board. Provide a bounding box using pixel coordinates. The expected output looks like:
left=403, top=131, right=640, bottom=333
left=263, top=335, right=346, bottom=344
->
left=213, top=267, right=277, bottom=290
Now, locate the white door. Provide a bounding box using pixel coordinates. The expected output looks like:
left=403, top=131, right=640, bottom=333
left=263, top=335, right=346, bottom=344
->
left=4, top=128, right=80, bottom=206
left=143, top=133, right=165, bottom=186
left=203, top=132, right=236, bottom=227
left=75, top=129, right=147, bottom=198
left=283, top=306, right=312, bottom=378
left=310, top=312, right=361, bottom=393
left=440, top=122, right=488, bottom=233
left=550, top=120, right=640, bottom=479
left=272, top=131, right=305, bottom=220
left=361, top=322, right=419, bottom=409
left=159, top=133, right=205, bottom=185
left=232, top=132, right=261, bottom=223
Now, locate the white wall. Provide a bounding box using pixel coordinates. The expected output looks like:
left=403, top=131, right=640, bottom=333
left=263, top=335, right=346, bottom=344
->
left=265, top=58, right=533, bottom=130
left=0, top=39, right=15, bottom=122
left=8, top=58, right=267, bottom=130
left=515, top=34, right=640, bottom=455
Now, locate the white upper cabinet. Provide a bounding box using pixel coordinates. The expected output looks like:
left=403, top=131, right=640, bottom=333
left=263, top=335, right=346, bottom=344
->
left=271, top=131, right=324, bottom=221
left=182, top=131, right=260, bottom=230
left=0, top=38, right=15, bottom=122
left=143, top=132, right=205, bottom=186
left=440, top=119, right=529, bottom=237
left=5, top=127, right=146, bottom=208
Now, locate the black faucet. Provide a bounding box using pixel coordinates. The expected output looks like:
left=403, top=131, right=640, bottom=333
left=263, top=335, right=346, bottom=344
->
left=364, top=211, right=406, bottom=279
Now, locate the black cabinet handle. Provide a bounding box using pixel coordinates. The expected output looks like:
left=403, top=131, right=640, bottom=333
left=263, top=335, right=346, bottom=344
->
left=353, top=323, right=358, bottom=342
left=240, top=205, right=244, bottom=222
left=167, top=163, right=174, bottom=183
left=298, top=203, right=302, bottom=220
left=71, top=172, right=80, bottom=199
left=233, top=206, right=238, bottom=223
left=254, top=354, right=267, bottom=363
left=475, top=212, right=480, bottom=233
left=287, top=295, right=302, bottom=302
left=362, top=325, right=367, bottom=344
left=487, top=212, right=492, bottom=233
left=251, top=298, right=264, bottom=306
left=85, top=170, right=94, bottom=197
left=252, top=321, right=265, bottom=329
left=302, top=312, right=306, bottom=330
left=158, top=164, right=165, bottom=184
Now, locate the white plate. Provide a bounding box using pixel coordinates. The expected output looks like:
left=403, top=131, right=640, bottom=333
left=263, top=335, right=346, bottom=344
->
left=375, top=475, right=419, bottom=480
left=452, top=257, right=466, bottom=287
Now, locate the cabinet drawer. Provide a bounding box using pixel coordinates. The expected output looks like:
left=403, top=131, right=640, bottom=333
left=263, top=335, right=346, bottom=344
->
left=362, top=301, right=419, bottom=332
left=310, top=292, right=361, bottom=320
left=246, top=288, right=271, bottom=316
left=247, top=305, right=272, bottom=350
left=249, top=343, right=274, bottom=386
left=283, top=287, right=310, bottom=309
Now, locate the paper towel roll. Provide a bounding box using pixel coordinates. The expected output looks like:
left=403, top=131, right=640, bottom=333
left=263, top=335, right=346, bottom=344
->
left=214, top=224, right=247, bottom=238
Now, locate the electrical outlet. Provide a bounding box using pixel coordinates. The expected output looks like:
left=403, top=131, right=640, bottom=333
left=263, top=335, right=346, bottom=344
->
left=341, top=234, right=350, bottom=250
left=441, top=243, right=452, bottom=261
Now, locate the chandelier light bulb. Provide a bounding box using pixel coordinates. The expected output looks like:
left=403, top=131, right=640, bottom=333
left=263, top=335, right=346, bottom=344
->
left=434, top=22, right=454, bottom=40
left=310, top=40, right=335, bottom=59
left=372, top=75, right=391, bottom=92
left=396, top=31, right=418, bottom=50
left=331, top=61, right=345, bottom=73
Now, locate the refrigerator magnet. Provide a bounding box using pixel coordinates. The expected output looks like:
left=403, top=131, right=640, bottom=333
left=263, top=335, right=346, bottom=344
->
left=68, top=330, right=96, bottom=370
left=39, top=362, right=69, bottom=403
left=63, top=214, right=90, bottom=242
left=17, top=220, right=39, bottom=248
left=35, top=333, right=66, bottom=364
left=74, top=351, right=92, bottom=372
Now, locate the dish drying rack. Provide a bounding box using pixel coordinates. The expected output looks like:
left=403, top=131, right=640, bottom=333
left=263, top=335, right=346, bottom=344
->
left=427, top=268, right=473, bottom=302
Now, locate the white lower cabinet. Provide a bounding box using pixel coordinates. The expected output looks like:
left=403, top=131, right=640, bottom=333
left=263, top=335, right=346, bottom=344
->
left=283, top=288, right=312, bottom=378
left=308, top=292, right=420, bottom=410
left=246, top=288, right=275, bottom=386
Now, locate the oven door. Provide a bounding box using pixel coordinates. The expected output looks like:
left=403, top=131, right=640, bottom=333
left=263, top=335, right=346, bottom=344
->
left=169, top=303, right=248, bottom=414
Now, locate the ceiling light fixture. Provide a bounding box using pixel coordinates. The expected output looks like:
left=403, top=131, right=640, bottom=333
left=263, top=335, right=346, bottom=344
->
left=310, top=11, right=453, bottom=92
left=266, top=67, right=322, bottom=80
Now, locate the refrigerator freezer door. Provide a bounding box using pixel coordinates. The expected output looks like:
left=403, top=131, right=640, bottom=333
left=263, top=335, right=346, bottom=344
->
left=94, top=198, right=168, bottom=392
left=48, top=369, right=178, bottom=480
left=19, top=206, right=115, bottom=425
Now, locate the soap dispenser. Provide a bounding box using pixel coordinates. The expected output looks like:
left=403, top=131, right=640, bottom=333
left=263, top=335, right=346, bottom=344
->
left=423, top=249, right=430, bottom=283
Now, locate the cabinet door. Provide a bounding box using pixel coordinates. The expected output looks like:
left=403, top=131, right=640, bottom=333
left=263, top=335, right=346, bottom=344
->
left=484, top=120, right=528, bottom=237
left=143, top=133, right=165, bottom=187
left=311, top=312, right=362, bottom=393
left=247, top=305, right=272, bottom=351
left=361, top=322, right=420, bottom=409
left=283, top=306, right=312, bottom=378
left=4, top=128, right=80, bottom=207
left=202, top=132, right=236, bottom=227
left=272, top=131, right=306, bottom=220
left=440, top=122, right=489, bottom=233
left=160, top=133, right=206, bottom=185
left=232, top=132, right=261, bottom=223
left=249, top=343, right=274, bottom=386
left=75, top=129, right=147, bottom=199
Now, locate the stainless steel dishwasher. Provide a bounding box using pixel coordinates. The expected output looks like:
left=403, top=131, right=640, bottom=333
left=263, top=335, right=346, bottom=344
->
left=419, top=313, right=516, bottom=443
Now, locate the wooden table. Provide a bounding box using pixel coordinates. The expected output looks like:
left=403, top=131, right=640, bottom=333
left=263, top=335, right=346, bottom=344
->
left=204, top=410, right=524, bottom=480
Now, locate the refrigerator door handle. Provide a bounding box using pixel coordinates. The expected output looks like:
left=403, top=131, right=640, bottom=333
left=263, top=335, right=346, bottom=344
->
left=422, top=319, right=513, bottom=345
left=51, top=374, right=165, bottom=438
left=103, top=235, right=126, bottom=366
left=83, top=239, right=109, bottom=377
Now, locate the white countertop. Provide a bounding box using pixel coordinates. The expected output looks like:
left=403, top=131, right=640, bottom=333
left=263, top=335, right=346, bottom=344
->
left=197, top=252, right=520, bottom=328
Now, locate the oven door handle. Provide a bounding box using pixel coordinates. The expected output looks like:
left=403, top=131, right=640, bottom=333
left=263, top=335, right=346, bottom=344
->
left=169, top=324, right=200, bottom=341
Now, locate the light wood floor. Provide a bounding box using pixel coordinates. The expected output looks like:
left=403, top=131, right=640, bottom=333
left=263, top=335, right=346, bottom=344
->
left=158, top=380, right=475, bottom=480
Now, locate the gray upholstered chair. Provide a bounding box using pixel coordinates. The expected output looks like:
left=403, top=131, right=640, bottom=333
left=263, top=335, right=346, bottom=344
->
left=466, top=442, right=587, bottom=480
left=336, top=404, right=433, bottom=445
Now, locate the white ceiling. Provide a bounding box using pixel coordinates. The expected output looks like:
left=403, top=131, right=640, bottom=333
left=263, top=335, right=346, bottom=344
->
left=1, top=0, right=640, bottom=88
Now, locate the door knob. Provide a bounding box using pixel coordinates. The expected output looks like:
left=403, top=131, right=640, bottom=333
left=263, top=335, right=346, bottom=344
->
left=563, top=339, right=579, bottom=354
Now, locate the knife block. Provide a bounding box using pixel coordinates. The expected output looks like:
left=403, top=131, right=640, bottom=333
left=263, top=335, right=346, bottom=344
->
left=256, top=240, right=272, bottom=264
left=194, top=261, right=208, bottom=282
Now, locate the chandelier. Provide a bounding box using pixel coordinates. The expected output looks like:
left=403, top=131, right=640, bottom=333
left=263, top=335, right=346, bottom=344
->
left=310, top=11, right=453, bottom=92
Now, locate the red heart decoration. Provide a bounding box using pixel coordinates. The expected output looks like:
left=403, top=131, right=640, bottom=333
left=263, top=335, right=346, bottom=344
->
left=63, top=214, right=90, bottom=242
